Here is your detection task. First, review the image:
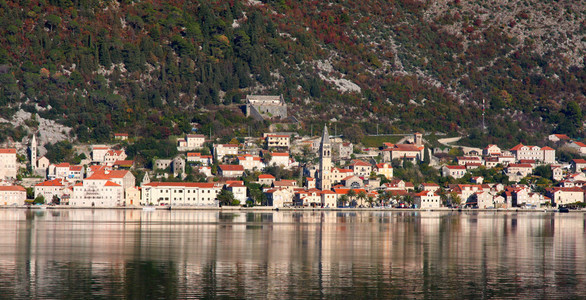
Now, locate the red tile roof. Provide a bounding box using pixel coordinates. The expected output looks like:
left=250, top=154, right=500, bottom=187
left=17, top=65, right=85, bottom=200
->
left=510, top=143, right=524, bottom=151
left=271, top=152, right=289, bottom=156
left=508, top=163, right=533, bottom=168
left=0, top=185, right=25, bottom=192
left=0, top=149, right=16, bottom=154
left=445, top=165, right=466, bottom=169
left=351, top=160, right=370, bottom=167
left=219, top=164, right=244, bottom=171
left=114, top=160, right=134, bottom=167
left=258, top=174, right=276, bottom=179
left=36, top=179, right=64, bottom=187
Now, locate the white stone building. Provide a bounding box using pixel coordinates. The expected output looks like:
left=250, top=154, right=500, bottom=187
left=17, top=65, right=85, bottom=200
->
left=0, top=185, right=26, bottom=206
left=0, top=149, right=17, bottom=179
left=140, top=182, right=222, bottom=207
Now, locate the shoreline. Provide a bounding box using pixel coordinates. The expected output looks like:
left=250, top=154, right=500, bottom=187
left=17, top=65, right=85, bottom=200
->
left=2, top=206, right=582, bottom=213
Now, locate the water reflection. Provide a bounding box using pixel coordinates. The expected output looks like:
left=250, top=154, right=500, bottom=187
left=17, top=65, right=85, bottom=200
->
left=0, top=209, right=584, bottom=299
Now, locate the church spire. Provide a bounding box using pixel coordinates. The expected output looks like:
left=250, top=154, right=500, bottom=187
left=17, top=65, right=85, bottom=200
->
left=318, top=125, right=332, bottom=191
left=30, top=133, right=37, bottom=169
left=321, top=125, right=330, bottom=145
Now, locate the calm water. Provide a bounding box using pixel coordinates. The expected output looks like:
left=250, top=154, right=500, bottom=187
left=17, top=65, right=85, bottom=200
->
left=0, top=209, right=585, bottom=299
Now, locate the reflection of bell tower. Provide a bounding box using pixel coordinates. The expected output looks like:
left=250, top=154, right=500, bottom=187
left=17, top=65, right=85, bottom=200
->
left=318, top=126, right=332, bottom=191
left=30, top=134, right=37, bottom=169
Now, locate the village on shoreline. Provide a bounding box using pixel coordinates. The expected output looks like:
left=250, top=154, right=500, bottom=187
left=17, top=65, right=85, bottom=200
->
left=2, top=96, right=586, bottom=211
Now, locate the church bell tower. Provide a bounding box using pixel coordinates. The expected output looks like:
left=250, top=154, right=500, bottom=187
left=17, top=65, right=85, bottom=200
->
left=318, top=125, right=332, bottom=191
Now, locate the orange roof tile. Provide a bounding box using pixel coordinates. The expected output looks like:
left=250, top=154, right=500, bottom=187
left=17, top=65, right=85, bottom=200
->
left=36, top=179, right=64, bottom=187
left=219, top=164, right=244, bottom=171
left=0, top=185, right=25, bottom=192
left=510, top=143, right=524, bottom=151
left=0, top=149, right=16, bottom=154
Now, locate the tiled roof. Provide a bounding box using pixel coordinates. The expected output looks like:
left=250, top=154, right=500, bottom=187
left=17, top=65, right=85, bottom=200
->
left=114, top=160, right=134, bottom=166
left=258, top=174, right=276, bottom=179
left=36, top=179, right=64, bottom=187
left=0, top=185, right=25, bottom=191
left=445, top=165, right=466, bottom=169
left=510, top=143, right=524, bottom=151
left=219, top=164, right=244, bottom=171
left=0, top=149, right=16, bottom=154
left=508, top=163, right=533, bottom=168
left=271, top=152, right=289, bottom=156
left=351, top=160, right=370, bottom=167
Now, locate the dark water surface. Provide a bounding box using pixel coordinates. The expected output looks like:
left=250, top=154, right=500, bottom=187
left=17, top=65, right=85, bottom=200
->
left=0, top=209, right=584, bottom=299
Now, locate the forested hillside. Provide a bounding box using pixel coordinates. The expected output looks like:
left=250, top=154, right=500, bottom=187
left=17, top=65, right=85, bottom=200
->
left=0, top=0, right=584, bottom=147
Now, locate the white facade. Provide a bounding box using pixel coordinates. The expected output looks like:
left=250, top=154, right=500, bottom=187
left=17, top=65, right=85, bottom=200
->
left=186, top=153, right=213, bottom=166
left=141, top=182, right=222, bottom=206
left=35, top=179, right=66, bottom=202
left=266, top=135, right=290, bottom=148
left=269, top=153, right=289, bottom=167
left=238, top=155, right=264, bottom=170
left=0, top=185, right=26, bottom=206
left=414, top=191, right=441, bottom=209
left=178, top=134, right=205, bottom=151
left=71, top=179, right=124, bottom=207
left=442, top=166, right=466, bottom=179
left=104, top=150, right=127, bottom=164
left=92, top=146, right=110, bottom=162
left=0, top=149, right=17, bottom=179
left=214, top=144, right=238, bottom=161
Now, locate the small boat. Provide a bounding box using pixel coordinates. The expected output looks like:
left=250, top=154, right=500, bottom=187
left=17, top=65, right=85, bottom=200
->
left=558, top=206, right=569, bottom=213
left=142, top=207, right=156, bottom=211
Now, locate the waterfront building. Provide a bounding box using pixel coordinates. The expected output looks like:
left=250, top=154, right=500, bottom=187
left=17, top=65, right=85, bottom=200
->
left=140, top=182, right=222, bottom=206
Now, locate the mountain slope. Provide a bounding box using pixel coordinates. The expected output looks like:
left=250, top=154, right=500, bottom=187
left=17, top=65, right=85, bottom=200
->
left=0, top=0, right=584, bottom=147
